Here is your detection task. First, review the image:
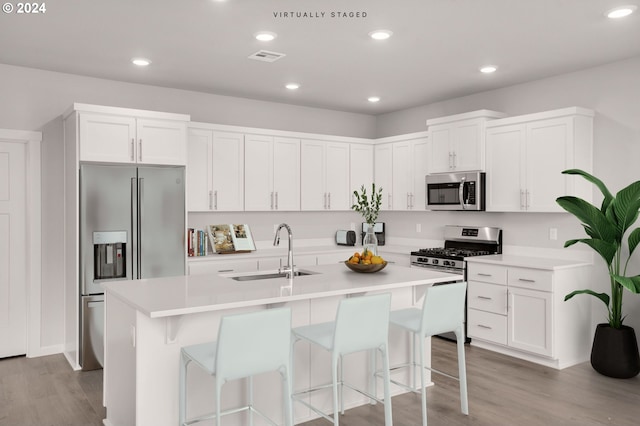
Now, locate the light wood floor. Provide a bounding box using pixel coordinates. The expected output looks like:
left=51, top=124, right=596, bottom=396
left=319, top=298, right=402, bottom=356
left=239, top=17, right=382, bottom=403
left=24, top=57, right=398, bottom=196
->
left=1, top=338, right=639, bottom=425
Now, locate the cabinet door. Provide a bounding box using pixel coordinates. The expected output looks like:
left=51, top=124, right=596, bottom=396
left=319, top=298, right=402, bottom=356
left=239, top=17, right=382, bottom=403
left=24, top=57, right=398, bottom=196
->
left=411, top=138, right=429, bottom=210
left=136, top=119, right=187, bottom=165
left=485, top=125, right=526, bottom=212
left=325, top=142, right=350, bottom=210
left=212, top=132, right=244, bottom=211
left=273, top=137, right=300, bottom=211
left=79, top=113, right=136, bottom=163
left=525, top=118, right=571, bottom=212
left=186, top=129, right=213, bottom=211
left=429, top=125, right=452, bottom=173
left=349, top=144, right=374, bottom=207
left=374, top=144, right=393, bottom=210
left=453, top=121, right=483, bottom=171
left=508, top=287, right=553, bottom=357
left=300, top=140, right=326, bottom=210
left=245, top=134, right=274, bottom=211
left=392, top=141, right=412, bottom=210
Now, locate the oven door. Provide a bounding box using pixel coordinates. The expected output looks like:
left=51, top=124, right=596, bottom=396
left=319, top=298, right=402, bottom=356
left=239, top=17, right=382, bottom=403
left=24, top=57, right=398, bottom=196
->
left=425, top=172, right=485, bottom=211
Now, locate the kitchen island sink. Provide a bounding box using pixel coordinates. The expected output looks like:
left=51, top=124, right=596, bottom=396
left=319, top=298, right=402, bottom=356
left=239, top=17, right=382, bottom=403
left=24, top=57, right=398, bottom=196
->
left=227, top=269, right=318, bottom=281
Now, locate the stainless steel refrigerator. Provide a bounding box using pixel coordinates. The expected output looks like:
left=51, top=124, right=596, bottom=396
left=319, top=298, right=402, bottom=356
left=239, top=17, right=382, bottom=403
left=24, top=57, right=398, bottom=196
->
left=79, top=164, right=185, bottom=370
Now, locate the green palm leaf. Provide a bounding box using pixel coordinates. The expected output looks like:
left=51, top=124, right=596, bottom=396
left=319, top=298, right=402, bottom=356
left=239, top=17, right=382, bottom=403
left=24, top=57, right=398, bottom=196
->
left=562, top=169, right=614, bottom=211
left=565, top=238, right=617, bottom=265
left=612, top=275, right=640, bottom=294
left=628, top=228, right=640, bottom=258
left=565, top=289, right=610, bottom=309
left=611, top=181, right=640, bottom=236
left=556, top=196, right=617, bottom=242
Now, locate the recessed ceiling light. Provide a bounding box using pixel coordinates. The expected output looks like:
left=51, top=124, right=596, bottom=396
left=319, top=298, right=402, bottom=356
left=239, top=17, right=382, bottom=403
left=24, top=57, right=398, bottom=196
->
left=369, top=30, right=393, bottom=40
left=480, top=65, right=497, bottom=74
left=606, top=5, right=637, bottom=18
left=132, top=58, right=151, bottom=67
left=255, top=31, right=277, bottom=41
left=285, top=83, right=300, bottom=90
left=368, top=96, right=381, bottom=103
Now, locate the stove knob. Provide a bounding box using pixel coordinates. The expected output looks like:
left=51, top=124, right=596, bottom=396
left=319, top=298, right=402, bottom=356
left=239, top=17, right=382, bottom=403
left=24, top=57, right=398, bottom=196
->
left=432, top=259, right=439, bottom=265
left=443, top=261, right=449, bottom=266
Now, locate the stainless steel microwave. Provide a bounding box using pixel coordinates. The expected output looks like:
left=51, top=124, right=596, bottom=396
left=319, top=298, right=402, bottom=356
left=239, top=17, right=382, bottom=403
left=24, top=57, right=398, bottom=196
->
left=425, top=172, right=486, bottom=211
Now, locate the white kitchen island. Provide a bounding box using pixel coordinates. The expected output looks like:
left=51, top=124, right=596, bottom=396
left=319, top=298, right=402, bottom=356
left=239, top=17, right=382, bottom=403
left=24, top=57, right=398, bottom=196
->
left=102, top=263, right=463, bottom=426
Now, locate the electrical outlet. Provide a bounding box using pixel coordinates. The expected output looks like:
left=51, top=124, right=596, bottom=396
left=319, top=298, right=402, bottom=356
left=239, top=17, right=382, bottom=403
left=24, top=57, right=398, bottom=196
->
left=416, top=223, right=422, bottom=233
left=549, top=228, right=558, bottom=240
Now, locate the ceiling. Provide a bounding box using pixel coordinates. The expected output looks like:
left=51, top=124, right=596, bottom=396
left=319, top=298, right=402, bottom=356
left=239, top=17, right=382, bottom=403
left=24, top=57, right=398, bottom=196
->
left=1, top=0, right=639, bottom=115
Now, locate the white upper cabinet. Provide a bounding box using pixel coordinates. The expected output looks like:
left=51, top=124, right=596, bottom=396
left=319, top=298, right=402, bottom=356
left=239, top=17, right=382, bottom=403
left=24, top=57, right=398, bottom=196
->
left=349, top=144, right=374, bottom=207
left=187, top=128, right=244, bottom=211
left=374, top=143, right=393, bottom=211
left=245, top=134, right=300, bottom=211
left=75, top=104, right=189, bottom=165
left=374, top=135, right=429, bottom=211
left=301, top=140, right=350, bottom=210
left=427, top=110, right=506, bottom=173
left=485, top=107, right=594, bottom=212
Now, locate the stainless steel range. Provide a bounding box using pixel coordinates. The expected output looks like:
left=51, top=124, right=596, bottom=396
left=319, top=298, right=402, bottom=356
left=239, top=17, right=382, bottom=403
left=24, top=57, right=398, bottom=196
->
left=411, top=225, right=502, bottom=272
left=411, top=225, right=502, bottom=341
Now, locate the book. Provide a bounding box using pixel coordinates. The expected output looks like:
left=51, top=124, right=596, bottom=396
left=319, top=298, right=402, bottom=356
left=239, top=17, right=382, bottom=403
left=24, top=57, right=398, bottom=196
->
left=187, top=228, right=210, bottom=257
left=207, top=224, right=256, bottom=253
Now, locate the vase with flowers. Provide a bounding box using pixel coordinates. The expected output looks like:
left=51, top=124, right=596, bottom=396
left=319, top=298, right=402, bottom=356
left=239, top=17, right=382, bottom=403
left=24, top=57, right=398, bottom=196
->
left=352, top=183, right=383, bottom=256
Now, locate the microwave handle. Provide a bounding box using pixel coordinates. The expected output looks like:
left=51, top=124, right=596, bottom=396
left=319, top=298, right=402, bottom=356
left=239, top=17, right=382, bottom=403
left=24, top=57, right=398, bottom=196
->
left=459, top=176, right=466, bottom=210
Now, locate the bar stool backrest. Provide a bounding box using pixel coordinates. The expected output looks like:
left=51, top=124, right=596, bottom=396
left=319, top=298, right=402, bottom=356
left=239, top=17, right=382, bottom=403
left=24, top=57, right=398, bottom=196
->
left=334, top=293, right=391, bottom=355
left=420, top=282, right=468, bottom=337
left=215, top=307, right=292, bottom=382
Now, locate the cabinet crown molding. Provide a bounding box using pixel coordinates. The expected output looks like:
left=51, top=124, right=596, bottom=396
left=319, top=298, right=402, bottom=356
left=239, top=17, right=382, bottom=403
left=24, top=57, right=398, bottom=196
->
left=485, top=106, right=595, bottom=128
left=64, top=103, right=190, bottom=122
left=426, top=109, right=507, bottom=127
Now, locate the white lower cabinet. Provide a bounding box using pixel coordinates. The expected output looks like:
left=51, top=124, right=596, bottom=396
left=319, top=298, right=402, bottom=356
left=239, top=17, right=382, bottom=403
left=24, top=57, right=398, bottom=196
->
left=467, top=259, right=591, bottom=369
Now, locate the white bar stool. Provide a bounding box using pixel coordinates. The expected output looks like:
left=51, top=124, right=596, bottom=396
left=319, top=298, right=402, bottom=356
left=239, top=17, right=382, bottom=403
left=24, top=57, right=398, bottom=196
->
left=179, top=307, right=293, bottom=426
left=291, top=293, right=393, bottom=426
left=385, top=281, right=468, bottom=426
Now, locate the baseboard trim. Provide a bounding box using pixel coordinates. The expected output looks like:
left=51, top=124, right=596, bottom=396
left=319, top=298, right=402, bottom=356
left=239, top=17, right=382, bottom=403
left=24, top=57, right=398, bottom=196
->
left=27, top=343, right=63, bottom=358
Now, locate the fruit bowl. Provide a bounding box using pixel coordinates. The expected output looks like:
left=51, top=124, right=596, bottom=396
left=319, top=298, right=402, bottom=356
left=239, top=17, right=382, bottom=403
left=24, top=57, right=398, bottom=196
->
left=344, top=260, right=388, bottom=273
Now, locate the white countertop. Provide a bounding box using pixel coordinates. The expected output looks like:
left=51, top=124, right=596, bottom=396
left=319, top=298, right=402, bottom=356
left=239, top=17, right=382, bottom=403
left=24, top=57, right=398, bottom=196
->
left=103, top=263, right=462, bottom=318
left=466, top=254, right=592, bottom=270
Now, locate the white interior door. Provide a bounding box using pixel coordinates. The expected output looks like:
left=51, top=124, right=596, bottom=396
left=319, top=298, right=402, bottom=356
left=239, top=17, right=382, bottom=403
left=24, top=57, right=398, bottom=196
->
left=0, top=141, right=27, bottom=358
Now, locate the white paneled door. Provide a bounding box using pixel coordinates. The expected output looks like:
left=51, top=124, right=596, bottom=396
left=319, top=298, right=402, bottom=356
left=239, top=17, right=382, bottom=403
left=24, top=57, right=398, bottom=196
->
left=0, top=141, right=27, bottom=358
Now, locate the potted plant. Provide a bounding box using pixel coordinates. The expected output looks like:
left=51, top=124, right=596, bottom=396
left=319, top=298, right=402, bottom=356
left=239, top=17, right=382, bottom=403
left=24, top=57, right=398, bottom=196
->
left=352, top=183, right=383, bottom=256
left=556, top=169, right=640, bottom=378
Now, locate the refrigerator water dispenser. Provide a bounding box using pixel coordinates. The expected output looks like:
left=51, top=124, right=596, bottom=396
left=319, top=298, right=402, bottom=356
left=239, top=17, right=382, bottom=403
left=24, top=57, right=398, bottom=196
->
left=93, top=231, right=127, bottom=280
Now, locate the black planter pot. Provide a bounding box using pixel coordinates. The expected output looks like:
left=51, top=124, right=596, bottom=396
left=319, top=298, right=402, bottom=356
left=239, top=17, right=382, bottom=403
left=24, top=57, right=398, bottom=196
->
left=590, top=323, right=640, bottom=379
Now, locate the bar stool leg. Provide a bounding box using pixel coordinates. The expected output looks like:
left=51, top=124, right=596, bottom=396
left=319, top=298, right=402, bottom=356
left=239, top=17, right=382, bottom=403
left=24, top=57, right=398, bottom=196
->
left=215, top=379, right=223, bottom=426
left=248, top=376, right=254, bottom=426
left=419, top=335, right=427, bottom=426
left=456, top=329, right=469, bottom=415
left=339, top=355, right=345, bottom=415
left=179, top=353, right=190, bottom=426
left=380, top=345, right=393, bottom=426
left=282, top=368, right=293, bottom=426
left=369, top=349, right=377, bottom=405
left=331, top=355, right=340, bottom=426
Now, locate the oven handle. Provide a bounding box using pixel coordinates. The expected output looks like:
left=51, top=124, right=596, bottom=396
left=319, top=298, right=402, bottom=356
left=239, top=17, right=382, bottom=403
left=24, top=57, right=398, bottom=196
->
left=459, top=176, right=466, bottom=210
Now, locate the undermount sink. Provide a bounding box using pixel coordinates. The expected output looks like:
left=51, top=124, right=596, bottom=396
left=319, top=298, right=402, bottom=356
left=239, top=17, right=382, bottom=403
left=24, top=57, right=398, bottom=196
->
left=227, top=269, right=318, bottom=281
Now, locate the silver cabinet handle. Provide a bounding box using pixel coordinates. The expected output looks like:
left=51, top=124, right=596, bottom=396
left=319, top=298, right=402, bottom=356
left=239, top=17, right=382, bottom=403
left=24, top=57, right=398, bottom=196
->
left=449, top=152, right=453, bottom=169
left=270, top=192, right=274, bottom=210
left=520, top=190, right=525, bottom=210
left=452, top=151, right=457, bottom=169
left=214, top=190, right=218, bottom=210
left=526, top=190, right=531, bottom=209
left=388, top=193, right=392, bottom=209
left=328, top=192, right=331, bottom=209
left=275, top=191, right=278, bottom=210
left=323, top=193, right=327, bottom=209
left=518, top=278, right=536, bottom=283
left=478, top=324, right=492, bottom=330
left=477, top=273, right=492, bottom=277
left=477, top=296, right=493, bottom=300
left=208, top=190, right=213, bottom=210
left=138, top=139, right=142, bottom=162
left=407, top=193, right=410, bottom=209
left=131, top=138, right=135, bottom=161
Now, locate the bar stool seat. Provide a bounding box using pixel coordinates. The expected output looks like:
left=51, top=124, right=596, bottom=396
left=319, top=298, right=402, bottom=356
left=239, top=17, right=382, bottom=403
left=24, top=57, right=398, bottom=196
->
left=292, top=293, right=393, bottom=426
left=385, top=282, right=469, bottom=426
left=179, top=307, right=293, bottom=426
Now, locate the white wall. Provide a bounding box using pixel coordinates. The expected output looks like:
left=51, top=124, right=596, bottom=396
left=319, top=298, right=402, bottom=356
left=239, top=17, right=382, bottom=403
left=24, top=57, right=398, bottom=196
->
left=377, top=55, right=640, bottom=334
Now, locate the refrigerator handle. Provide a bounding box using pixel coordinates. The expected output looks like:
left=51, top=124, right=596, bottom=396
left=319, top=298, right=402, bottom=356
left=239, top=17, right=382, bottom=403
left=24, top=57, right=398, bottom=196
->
left=138, top=177, right=144, bottom=279
left=131, top=177, right=139, bottom=280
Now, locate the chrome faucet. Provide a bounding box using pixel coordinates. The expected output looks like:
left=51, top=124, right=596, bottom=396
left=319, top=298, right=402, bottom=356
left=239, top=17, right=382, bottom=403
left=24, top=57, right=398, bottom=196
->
left=273, top=223, right=294, bottom=278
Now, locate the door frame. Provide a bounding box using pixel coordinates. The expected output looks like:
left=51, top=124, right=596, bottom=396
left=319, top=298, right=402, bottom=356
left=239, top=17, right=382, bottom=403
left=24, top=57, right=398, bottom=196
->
left=0, top=129, right=41, bottom=357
